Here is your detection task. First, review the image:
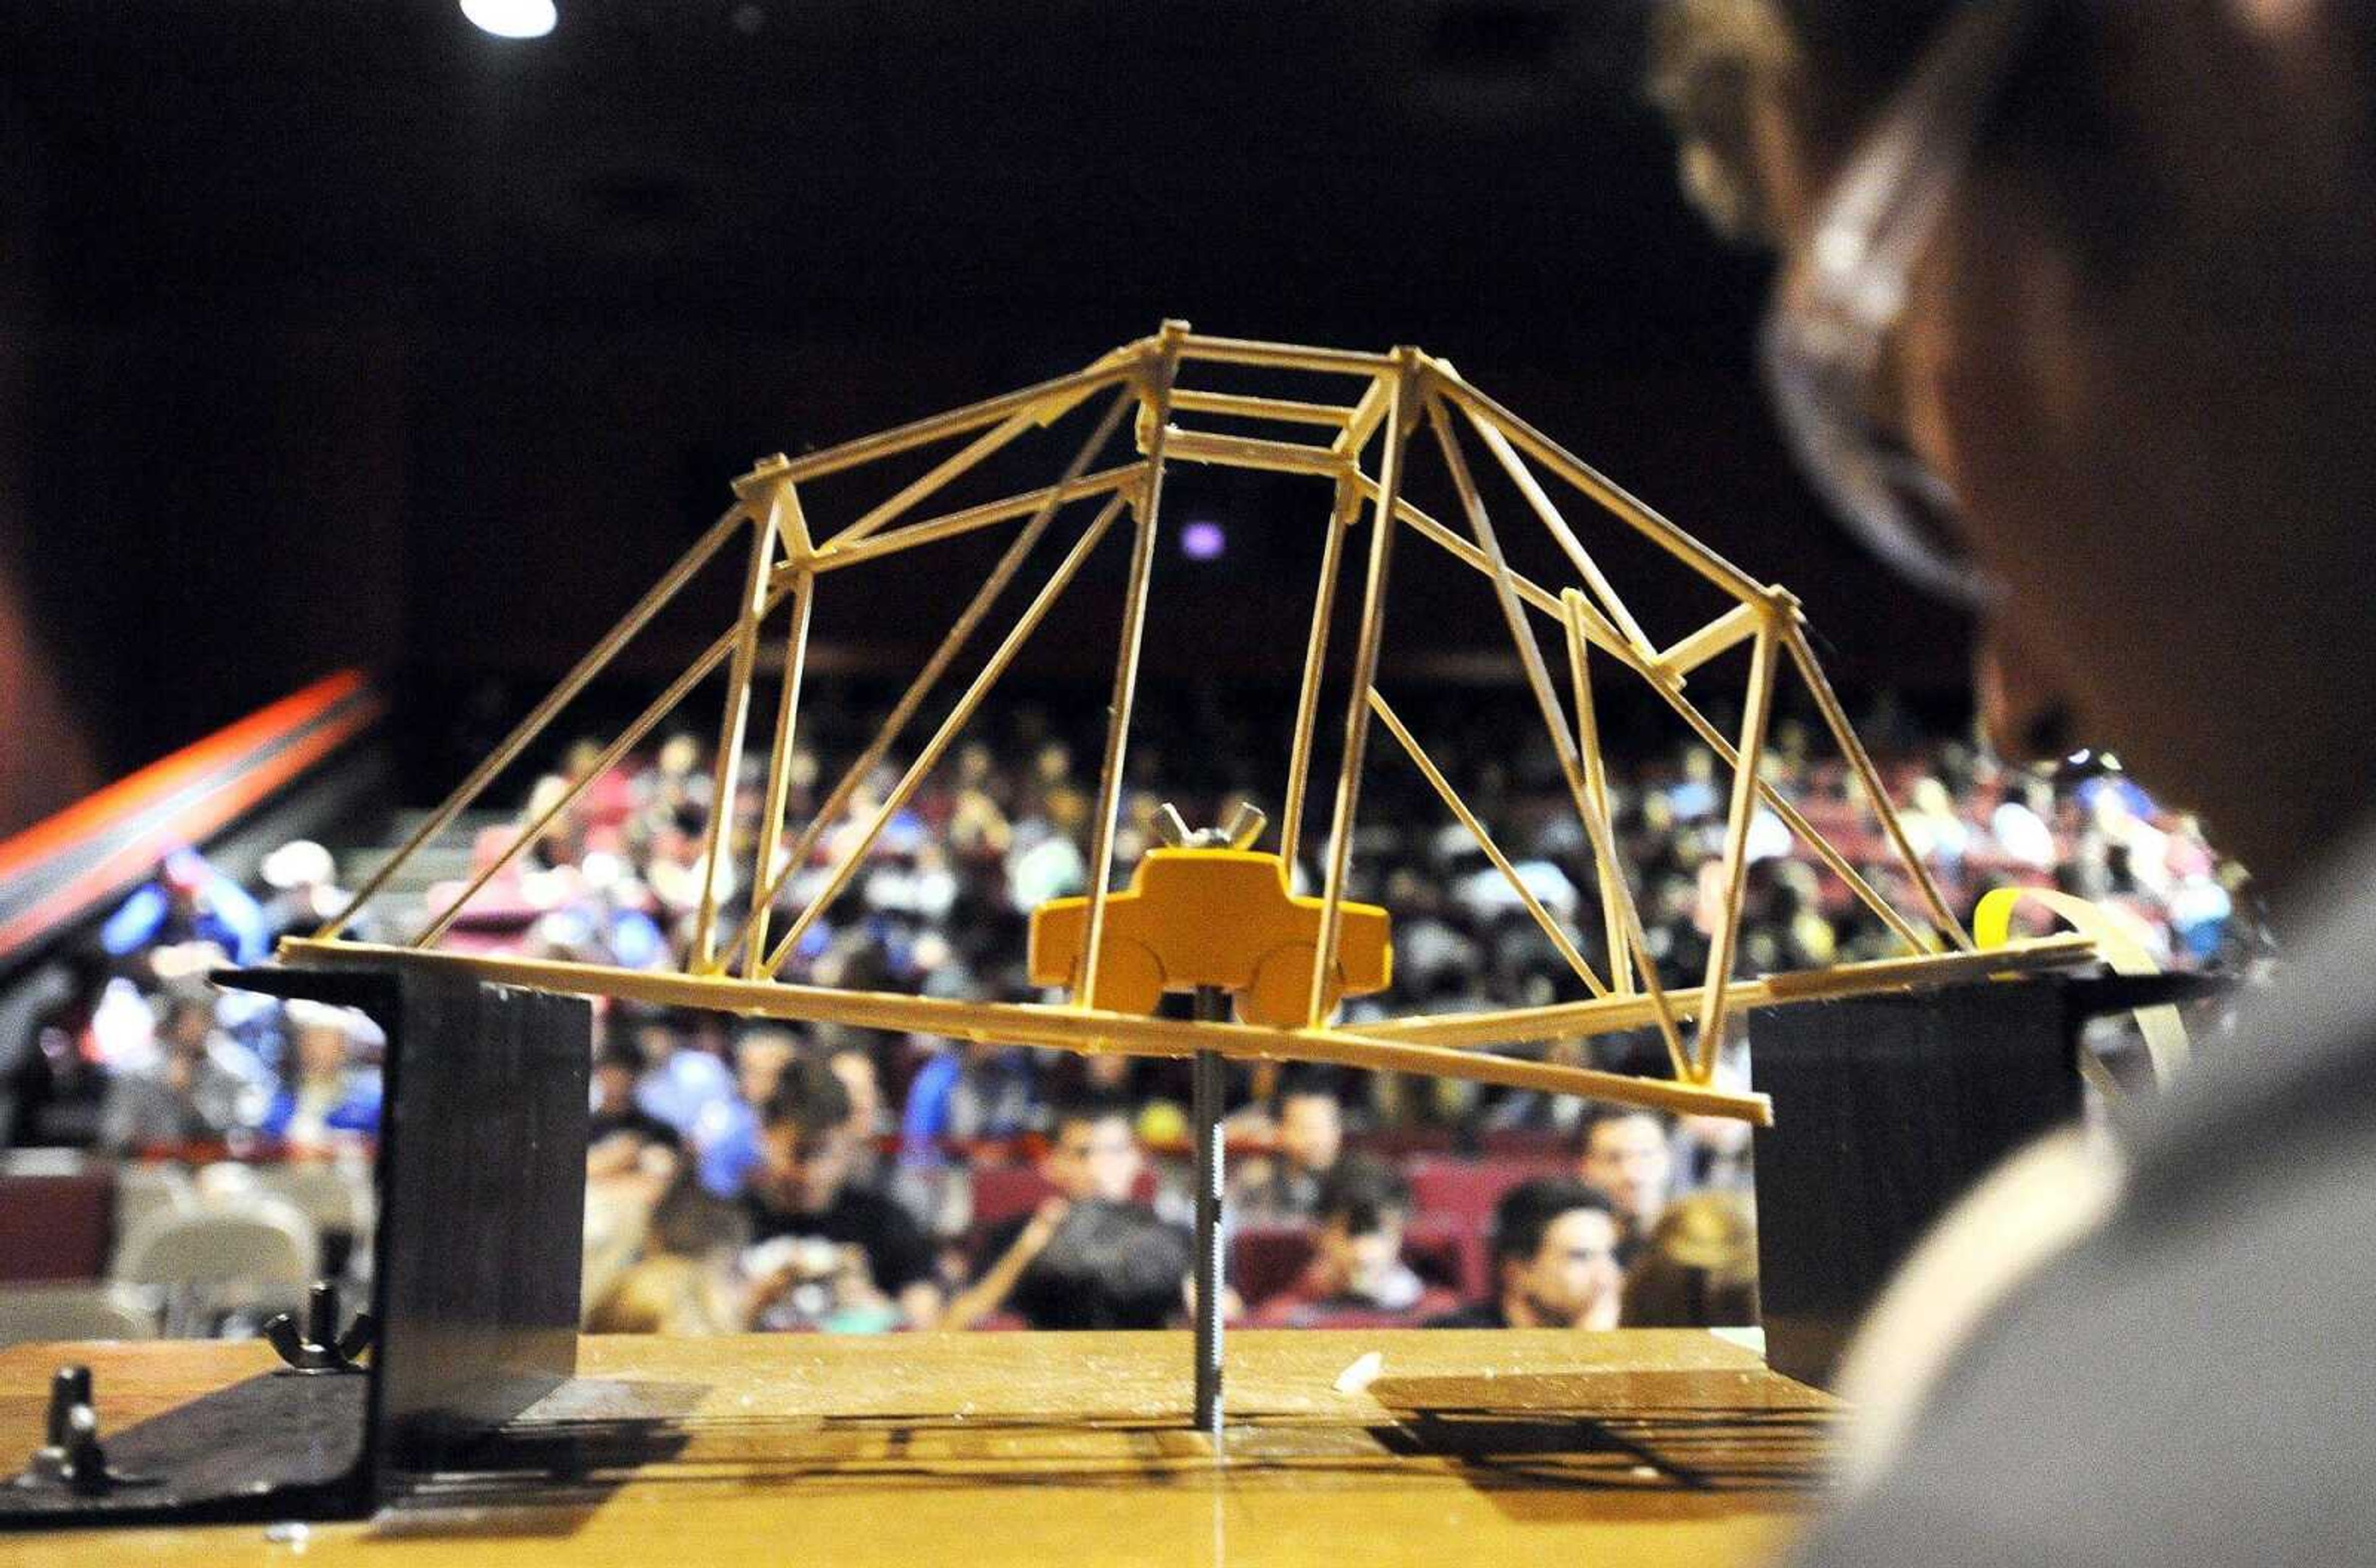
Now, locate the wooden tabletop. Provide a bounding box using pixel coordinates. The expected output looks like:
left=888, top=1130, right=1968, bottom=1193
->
left=1, top=1329, right=1839, bottom=1567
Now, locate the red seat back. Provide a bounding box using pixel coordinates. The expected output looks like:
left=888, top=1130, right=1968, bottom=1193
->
left=1478, top=1127, right=1570, bottom=1159
left=1404, top=1219, right=1485, bottom=1300
left=1346, top=1126, right=1457, bottom=1160
left=966, top=1165, right=1164, bottom=1263
left=1408, top=1157, right=1566, bottom=1229
left=968, top=1164, right=1057, bottom=1229
left=0, top=1169, right=115, bottom=1283
left=1230, top=1223, right=1315, bottom=1308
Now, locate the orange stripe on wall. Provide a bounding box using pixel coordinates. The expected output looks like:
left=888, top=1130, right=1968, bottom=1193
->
left=0, top=670, right=369, bottom=884
left=0, top=696, right=380, bottom=957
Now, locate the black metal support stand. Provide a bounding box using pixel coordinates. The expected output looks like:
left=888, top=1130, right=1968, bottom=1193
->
left=3, top=957, right=590, bottom=1530
left=1190, top=986, right=1227, bottom=1446
left=1749, top=975, right=2085, bottom=1389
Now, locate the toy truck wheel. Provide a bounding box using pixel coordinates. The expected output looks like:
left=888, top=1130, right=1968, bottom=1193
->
left=1240, top=941, right=1338, bottom=1029
left=1082, top=937, right=1165, bottom=1016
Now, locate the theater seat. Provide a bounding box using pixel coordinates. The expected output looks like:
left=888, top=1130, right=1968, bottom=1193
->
left=1229, top=1223, right=1315, bottom=1309
left=110, top=1164, right=197, bottom=1267
left=1408, top=1157, right=1566, bottom=1229
left=967, top=1165, right=1059, bottom=1231
left=113, top=1200, right=317, bottom=1335
left=1348, top=1127, right=1457, bottom=1160
left=1404, top=1220, right=1484, bottom=1301
left=0, top=1167, right=114, bottom=1283
left=966, top=1165, right=1161, bottom=1233
left=1479, top=1127, right=1570, bottom=1159
left=0, top=1282, right=163, bottom=1350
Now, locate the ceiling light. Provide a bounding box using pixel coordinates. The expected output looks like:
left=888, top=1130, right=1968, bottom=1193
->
left=461, top=0, right=557, bottom=40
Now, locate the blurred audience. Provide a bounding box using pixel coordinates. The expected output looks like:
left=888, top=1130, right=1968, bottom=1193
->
left=742, top=1059, right=942, bottom=1330
left=1620, top=1190, right=1760, bottom=1329
left=2, top=687, right=2258, bottom=1341
left=1430, top=1178, right=1624, bottom=1330
left=100, top=846, right=269, bottom=971
left=588, top=1040, right=682, bottom=1177
left=259, top=1000, right=381, bottom=1147
left=257, top=838, right=357, bottom=947
left=693, top=1025, right=799, bottom=1197
left=1253, top=1158, right=1457, bottom=1326
left=1229, top=1071, right=1346, bottom=1222
left=945, top=1094, right=1187, bottom=1330
left=1577, top=1106, right=1679, bottom=1260
left=587, top=1167, right=751, bottom=1336
left=97, top=984, right=272, bottom=1152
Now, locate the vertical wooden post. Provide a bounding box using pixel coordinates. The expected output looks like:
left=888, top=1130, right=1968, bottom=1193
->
left=1692, top=608, right=1781, bottom=1080
left=739, top=479, right=817, bottom=976
left=1561, top=592, right=1630, bottom=996
left=1278, top=483, right=1355, bottom=876
left=1077, top=330, right=1178, bottom=1009
left=690, top=496, right=785, bottom=971
left=1279, top=371, right=1392, bottom=876
left=1306, top=356, right=1416, bottom=1027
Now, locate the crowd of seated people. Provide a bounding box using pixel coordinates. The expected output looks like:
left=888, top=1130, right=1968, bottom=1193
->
left=1426, top=1179, right=1627, bottom=1331
left=0, top=848, right=387, bottom=1339
left=429, top=691, right=2250, bottom=1030
left=945, top=1093, right=1188, bottom=1332
left=0, top=684, right=2252, bottom=1342
left=543, top=692, right=2244, bottom=1335
left=3, top=841, right=385, bottom=1161
left=1250, top=1160, right=1458, bottom=1327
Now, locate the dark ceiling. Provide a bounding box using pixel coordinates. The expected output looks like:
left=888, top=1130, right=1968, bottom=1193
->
left=0, top=1, right=1969, bottom=793
left=7, top=1, right=1751, bottom=340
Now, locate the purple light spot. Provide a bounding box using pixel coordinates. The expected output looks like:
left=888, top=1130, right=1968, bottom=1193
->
left=1181, top=520, right=1226, bottom=561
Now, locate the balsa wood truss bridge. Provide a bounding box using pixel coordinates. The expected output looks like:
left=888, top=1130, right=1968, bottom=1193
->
left=285, top=324, right=2094, bottom=1125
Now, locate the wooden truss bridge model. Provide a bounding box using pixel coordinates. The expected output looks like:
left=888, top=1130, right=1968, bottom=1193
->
left=285, top=323, right=2094, bottom=1126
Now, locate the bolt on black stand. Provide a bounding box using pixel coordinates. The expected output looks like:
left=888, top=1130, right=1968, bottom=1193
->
left=1190, top=985, right=1228, bottom=1446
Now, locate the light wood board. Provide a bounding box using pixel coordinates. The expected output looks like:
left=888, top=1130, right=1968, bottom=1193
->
left=0, top=1329, right=1840, bottom=1567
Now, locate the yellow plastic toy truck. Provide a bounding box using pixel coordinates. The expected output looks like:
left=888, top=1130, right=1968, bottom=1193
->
left=1029, top=812, right=1392, bottom=1028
